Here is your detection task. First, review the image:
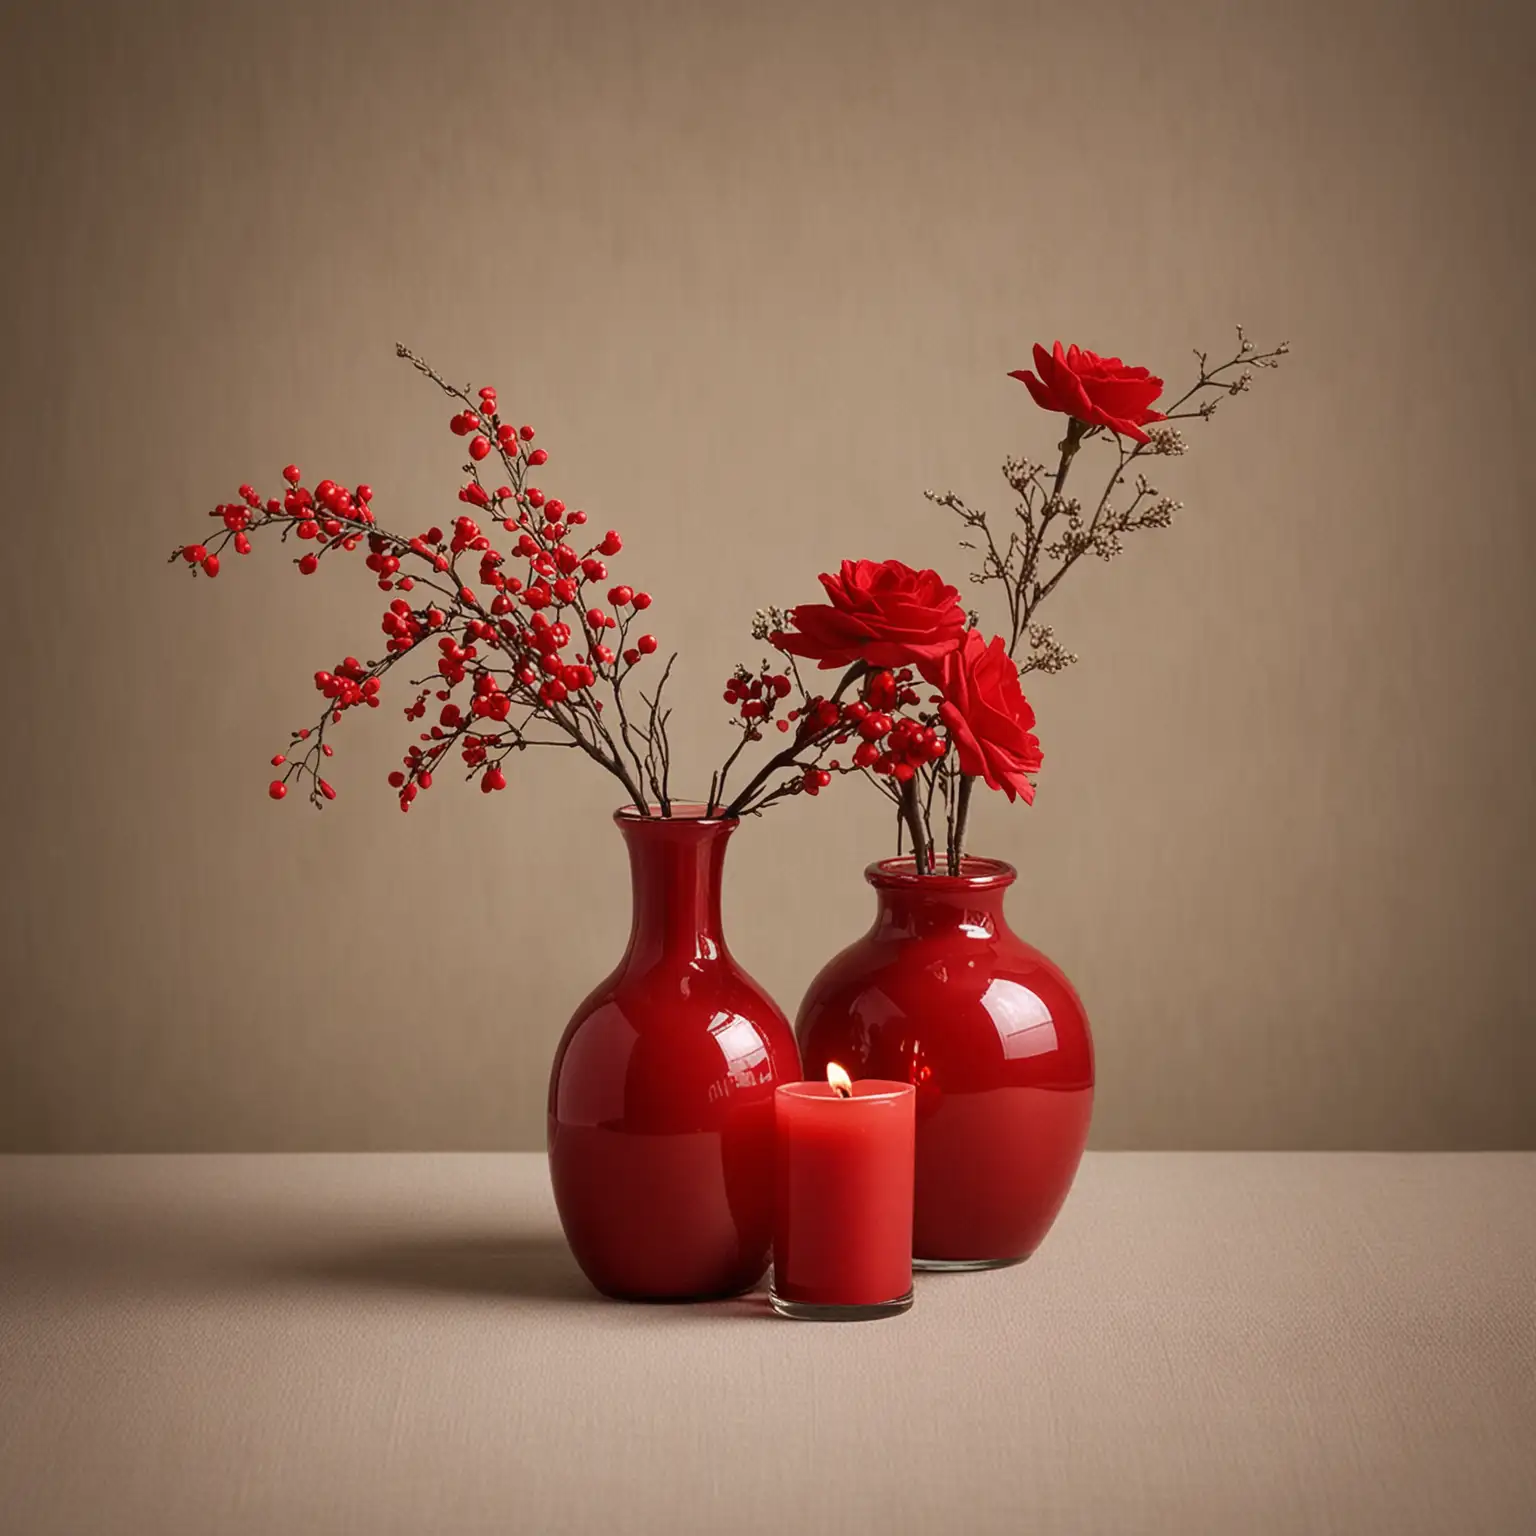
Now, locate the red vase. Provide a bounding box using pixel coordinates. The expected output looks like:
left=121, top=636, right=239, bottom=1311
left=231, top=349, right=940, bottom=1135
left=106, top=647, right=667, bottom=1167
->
left=548, top=806, right=800, bottom=1300
left=796, top=856, right=1093, bottom=1268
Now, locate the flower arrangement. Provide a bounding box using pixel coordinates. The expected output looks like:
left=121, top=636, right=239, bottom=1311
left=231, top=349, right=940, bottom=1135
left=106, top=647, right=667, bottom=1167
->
left=751, top=327, right=1287, bottom=871
left=169, top=329, right=1283, bottom=857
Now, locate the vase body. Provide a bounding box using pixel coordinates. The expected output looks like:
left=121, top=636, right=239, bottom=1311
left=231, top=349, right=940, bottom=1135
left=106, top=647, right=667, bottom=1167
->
left=548, top=807, right=800, bottom=1300
left=796, top=857, right=1093, bottom=1267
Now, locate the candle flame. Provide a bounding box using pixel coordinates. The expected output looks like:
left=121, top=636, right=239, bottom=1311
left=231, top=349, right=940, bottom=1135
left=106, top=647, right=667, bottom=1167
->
left=827, top=1062, right=854, bottom=1098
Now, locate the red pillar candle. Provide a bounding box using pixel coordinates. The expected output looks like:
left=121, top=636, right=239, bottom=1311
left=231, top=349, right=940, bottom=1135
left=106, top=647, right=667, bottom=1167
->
left=771, top=1065, right=916, bottom=1320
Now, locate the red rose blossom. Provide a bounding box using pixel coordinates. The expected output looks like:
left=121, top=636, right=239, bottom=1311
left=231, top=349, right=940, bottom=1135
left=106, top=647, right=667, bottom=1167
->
left=775, top=558, right=966, bottom=670
left=1010, top=341, right=1166, bottom=444
left=921, top=630, right=1043, bottom=803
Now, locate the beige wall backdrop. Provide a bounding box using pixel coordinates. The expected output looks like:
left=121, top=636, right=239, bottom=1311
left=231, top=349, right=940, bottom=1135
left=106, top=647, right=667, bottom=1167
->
left=1, top=0, right=1531, bottom=1152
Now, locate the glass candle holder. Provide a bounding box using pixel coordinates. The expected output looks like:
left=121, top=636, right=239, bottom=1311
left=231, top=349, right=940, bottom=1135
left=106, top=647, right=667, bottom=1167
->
left=770, top=1077, right=916, bottom=1321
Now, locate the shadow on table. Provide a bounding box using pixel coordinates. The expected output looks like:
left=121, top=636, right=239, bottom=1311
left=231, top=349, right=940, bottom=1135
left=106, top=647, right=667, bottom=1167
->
left=1, top=1189, right=780, bottom=1315
left=274, top=1232, right=601, bottom=1305
left=272, top=1237, right=781, bottom=1318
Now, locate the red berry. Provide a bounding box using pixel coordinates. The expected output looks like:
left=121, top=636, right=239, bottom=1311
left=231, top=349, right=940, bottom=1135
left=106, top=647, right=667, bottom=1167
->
left=282, top=465, right=300, bottom=484
left=608, top=585, right=633, bottom=606
left=469, top=436, right=491, bottom=461
left=598, top=530, right=622, bottom=556
left=271, top=754, right=287, bottom=766
left=636, top=634, right=657, bottom=654
left=201, top=554, right=220, bottom=577
left=528, top=448, right=548, bottom=466
left=184, top=544, right=208, bottom=563
left=234, top=532, right=252, bottom=555
left=631, top=591, right=651, bottom=610
left=622, top=647, right=640, bottom=665
left=519, top=425, right=535, bottom=441
left=319, top=779, right=336, bottom=800
left=298, top=554, right=319, bottom=575
left=268, top=781, right=287, bottom=800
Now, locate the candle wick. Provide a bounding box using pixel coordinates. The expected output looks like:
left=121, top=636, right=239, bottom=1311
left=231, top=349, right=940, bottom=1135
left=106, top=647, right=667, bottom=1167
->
left=833, top=1083, right=852, bottom=1099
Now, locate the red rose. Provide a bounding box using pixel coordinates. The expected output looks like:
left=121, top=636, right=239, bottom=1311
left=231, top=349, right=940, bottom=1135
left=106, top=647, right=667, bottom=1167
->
left=1009, top=341, right=1166, bottom=444
left=775, top=558, right=966, bottom=670
left=921, top=630, right=1043, bottom=803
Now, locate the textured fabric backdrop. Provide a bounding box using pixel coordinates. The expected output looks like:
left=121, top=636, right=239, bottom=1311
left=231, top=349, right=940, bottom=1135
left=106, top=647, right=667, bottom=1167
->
left=0, top=0, right=1532, bottom=1151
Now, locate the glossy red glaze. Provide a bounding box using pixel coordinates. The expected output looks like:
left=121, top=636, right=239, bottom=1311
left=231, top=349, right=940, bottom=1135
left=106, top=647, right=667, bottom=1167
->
left=548, top=807, right=800, bottom=1300
left=796, top=857, right=1093, bottom=1266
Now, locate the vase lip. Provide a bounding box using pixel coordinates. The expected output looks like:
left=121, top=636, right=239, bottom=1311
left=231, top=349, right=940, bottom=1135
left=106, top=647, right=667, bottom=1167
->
left=613, top=801, right=740, bottom=830
left=865, top=855, right=1016, bottom=891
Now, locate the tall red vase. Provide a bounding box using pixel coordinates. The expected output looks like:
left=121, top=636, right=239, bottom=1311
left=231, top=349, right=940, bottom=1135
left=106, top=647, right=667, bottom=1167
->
left=796, top=856, right=1093, bottom=1268
left=548, top=806, right=800, bottom=1300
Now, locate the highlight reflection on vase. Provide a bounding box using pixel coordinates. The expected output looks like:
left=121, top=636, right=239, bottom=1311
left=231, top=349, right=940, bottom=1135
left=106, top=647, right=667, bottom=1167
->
left=548, top=806, right=800, bottom=1301
left=796, top=856, right=1093, bottom=1267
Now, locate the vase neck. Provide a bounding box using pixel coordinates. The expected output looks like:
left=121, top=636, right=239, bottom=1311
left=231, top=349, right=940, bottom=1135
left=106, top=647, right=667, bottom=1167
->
left=618, top=812, right=735, bottom=967
left=865, top=857, right=1016, bottom=940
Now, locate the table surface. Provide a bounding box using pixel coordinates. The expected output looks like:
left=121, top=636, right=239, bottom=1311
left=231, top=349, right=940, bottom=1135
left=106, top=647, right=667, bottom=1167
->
left=2, top=1153, right=1532, bottom=1536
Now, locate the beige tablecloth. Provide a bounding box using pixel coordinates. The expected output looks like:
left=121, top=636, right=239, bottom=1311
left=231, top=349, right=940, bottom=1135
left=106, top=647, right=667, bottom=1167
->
left=1, top=1153, right=1532, bottom=1535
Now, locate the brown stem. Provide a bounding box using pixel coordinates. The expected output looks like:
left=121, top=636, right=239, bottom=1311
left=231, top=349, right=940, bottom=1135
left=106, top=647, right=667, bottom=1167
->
left=1050, top=416, right=1088, bottom=502
left=900, top=775, right=929, bottom=874
left=952, top=772, right=975, bottom=873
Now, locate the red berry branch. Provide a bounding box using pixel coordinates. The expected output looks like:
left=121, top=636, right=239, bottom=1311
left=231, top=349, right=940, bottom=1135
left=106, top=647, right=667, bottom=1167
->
left=705, top=648, right=944, bottom=832
left=170, top=346, right=688, bottom=815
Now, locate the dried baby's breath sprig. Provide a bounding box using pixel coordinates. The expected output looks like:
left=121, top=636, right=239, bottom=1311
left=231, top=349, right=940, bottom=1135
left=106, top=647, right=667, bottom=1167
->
left=750, top=605, right=792, bottom=643
left=928, top=325, right=1285, bottom=667
left=1017, top=624, right=1077, bottom=678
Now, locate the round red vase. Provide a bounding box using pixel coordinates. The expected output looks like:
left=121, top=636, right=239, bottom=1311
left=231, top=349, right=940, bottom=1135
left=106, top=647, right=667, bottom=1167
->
left=796, top=857, right=1093, bottom=1268
left=548, top=807, right=800, bottom=1301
